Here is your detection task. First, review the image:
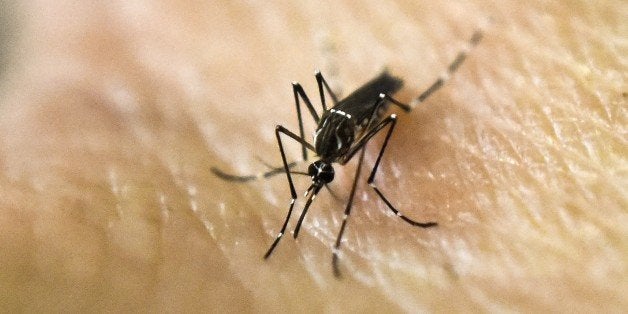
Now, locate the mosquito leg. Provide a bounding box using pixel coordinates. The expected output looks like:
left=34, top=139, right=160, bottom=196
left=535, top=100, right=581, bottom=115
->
left=332, top=147, right=366, bottom=278
left=263, top=199, right=296, bottom=259
left=263, top=125, right=316, bottom=259
left=210, top=161, right=300, bottom=182
left=410, top=30, right=483, bottom=109
left=342, top=94, right=407, bottom=163
left=258, top=159, right=312, bottom=177
left=381, top=93, right=411, bottom=112
left=293, top=184, right=323, bottom=238
left=366, top=115, right=437, bottom=228
left=315, top=70, right=339, bottom=111
left=292, top=82, right=321, bottom=160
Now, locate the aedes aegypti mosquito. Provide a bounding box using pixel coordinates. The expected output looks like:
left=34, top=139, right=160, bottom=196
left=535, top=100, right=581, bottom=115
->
left=212, top=31, right=483, bottom=277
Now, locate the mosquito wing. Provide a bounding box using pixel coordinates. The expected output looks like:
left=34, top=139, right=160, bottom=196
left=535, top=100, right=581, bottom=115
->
left=331, top=70, right=404, bottom=124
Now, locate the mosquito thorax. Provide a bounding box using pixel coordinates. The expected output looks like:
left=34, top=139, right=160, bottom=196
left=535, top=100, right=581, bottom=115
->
left=308, top=160, right=335, bottom=184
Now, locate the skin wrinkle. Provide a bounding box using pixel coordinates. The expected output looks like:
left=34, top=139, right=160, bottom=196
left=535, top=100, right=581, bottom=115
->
left=0, top=0, right=626, bottom=312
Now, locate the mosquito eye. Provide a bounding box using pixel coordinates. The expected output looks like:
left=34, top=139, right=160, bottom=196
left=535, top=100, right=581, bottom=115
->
left=307, top=163, right=317, bottom=176
left=319, top=168, right=334, bottom=183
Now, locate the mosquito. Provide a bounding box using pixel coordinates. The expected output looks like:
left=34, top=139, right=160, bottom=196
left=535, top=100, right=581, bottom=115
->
left=211, top=31, right=483, bottom=277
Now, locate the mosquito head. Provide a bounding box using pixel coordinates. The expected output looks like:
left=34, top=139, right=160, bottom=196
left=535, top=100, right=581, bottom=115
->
left=308, top=160, right=335, bottom=184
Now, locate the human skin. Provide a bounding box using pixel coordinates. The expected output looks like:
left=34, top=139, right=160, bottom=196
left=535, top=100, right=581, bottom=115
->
left=0, top=1, right=625, bottom=312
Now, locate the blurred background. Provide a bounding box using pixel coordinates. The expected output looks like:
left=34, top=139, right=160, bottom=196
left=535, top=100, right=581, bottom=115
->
left=0, top=1, right=625, bottom=312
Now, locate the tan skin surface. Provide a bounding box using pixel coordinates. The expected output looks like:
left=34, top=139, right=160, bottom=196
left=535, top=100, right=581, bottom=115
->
left=0, top=1, right=626, bottom=312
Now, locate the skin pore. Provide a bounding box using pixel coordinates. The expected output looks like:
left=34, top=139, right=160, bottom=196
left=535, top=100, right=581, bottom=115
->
left=0, top=1, right=625, bottom=312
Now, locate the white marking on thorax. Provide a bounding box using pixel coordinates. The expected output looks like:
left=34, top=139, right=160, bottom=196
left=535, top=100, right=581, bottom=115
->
left=335, top=132, right=343, bottom=150
left=330, top=108, right=352, bottom=119
left=313, top=128, right=322, bottom=142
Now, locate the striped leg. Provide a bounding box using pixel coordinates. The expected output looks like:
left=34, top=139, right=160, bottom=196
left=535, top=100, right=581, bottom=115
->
left=410, top=30, right=483, bottom=109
